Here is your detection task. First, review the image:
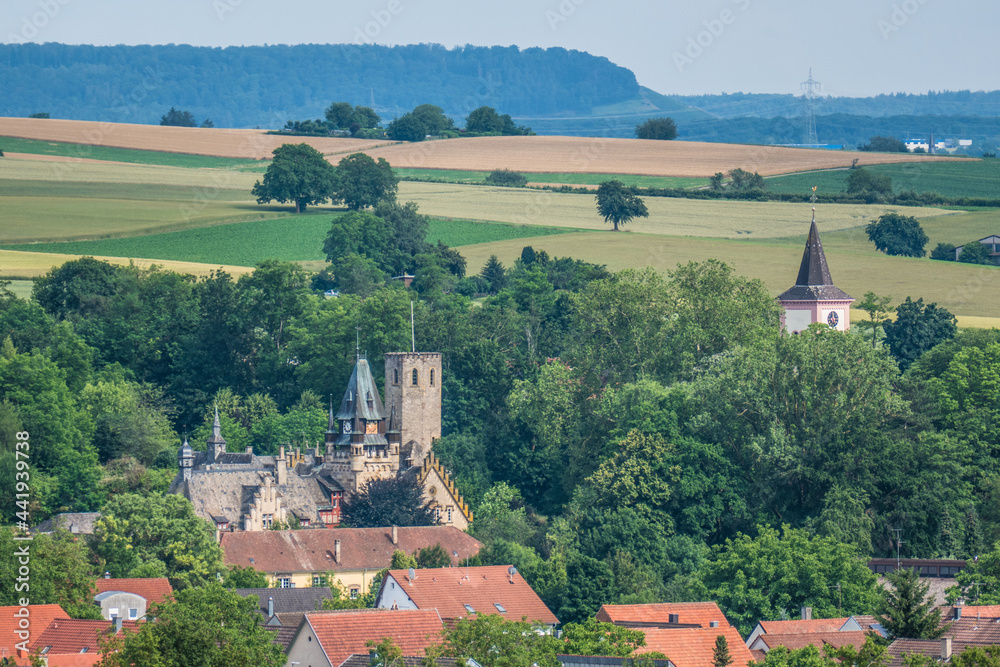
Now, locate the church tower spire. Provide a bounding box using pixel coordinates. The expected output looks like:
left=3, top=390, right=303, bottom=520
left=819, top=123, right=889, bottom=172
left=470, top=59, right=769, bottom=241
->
left=206, top=404, right=227, bottom=462
left=778, top=207, right=854, bottom=333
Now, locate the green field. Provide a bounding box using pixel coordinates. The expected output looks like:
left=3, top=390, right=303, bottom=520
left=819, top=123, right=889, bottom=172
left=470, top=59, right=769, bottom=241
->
left=395, top=167, right=707, bottom=189
left=0, top=136, right=261, bottom=169
left=2, top=216, right=578, bottom=266
left=766, top=159, right=1000, bottom=199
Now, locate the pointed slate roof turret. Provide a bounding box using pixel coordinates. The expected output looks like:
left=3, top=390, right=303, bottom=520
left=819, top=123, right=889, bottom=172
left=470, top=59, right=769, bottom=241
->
left=207, top=405, right=227, bottom=446
left=336, top=357, right=386, bottom=422
left=325, top=395, right=337, bottom=436
left=778, top=210, right=853, bottom=301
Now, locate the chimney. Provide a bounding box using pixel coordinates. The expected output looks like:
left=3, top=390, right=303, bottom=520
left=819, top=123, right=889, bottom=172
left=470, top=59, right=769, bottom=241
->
left=104, top=571, right=111, bottom=579
left=276, top=457, right=286, bottom=485
left=801, top=607, right=812, bottom=621
left=942, top=637, right=953, bottom=660
left=710, top=621, right=719, bottom=628
left=668, top=613, right=679, bottom=624
left=267, top=596, right=274, bottom=617
left=392, top=525, right=398, bottom=545
left=955, top=606, right=962, bottom=620
left=246, top=446, right=253, bottom=454
left=334, top=539, right=341, bottom=564
left=114, top=616, right=122, bottom=633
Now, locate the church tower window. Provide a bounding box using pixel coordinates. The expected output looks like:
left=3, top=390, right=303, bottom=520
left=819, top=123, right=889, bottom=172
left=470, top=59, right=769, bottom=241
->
left=412, top=368, right=418, bottom=386
left=393, top=369, right=399, bottom=385
left=430, top=369, right=435, bottom=386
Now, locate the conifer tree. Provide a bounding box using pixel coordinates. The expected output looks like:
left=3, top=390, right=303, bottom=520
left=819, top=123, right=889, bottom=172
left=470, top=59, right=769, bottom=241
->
left=713, top=635, right=734, bottom=667
left=876, top=568, right=948, bottom=639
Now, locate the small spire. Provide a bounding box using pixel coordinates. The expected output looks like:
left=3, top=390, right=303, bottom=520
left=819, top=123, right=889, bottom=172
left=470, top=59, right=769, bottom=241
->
left=356, top=326, right=361, bottom=361
left=212, top=404, right=222, bottom=438
left=812, top=206, right=816, bottom=223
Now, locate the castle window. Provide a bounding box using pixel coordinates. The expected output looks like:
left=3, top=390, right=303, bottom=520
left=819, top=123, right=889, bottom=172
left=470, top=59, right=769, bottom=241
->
left=447, top=506, right=453, bottom=523
left=312, top=574, right=327, bottom=587
left=278, top=577, right=291, bottom=588
left=412, top=368, right=418, bottom=385
left=430, top=369, right=435, bottom=386
left=393, top=369, right=399, bottom=385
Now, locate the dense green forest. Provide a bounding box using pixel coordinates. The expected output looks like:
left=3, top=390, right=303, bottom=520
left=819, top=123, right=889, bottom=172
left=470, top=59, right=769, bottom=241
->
left=0, top=42, right=639, bottom=127
left=5, top=189, right=1000, bottom=622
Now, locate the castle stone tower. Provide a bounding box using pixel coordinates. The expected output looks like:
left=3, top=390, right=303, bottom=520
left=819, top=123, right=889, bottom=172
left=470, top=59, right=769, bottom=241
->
left=384, top=352, right=442, bottom=468
left=778, top=209, right=854, bottom=334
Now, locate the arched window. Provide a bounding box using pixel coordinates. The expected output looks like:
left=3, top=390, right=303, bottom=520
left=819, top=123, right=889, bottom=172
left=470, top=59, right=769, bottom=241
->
left=411, top=368, right=418, bottom=386
left=393, top=368, right=399, bottom=385
left=430, top=369, right=435, bottom=386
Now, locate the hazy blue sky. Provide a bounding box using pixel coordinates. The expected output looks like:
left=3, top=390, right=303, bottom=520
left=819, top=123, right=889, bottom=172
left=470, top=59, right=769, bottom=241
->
left=2, top=0, right=997, bottom=97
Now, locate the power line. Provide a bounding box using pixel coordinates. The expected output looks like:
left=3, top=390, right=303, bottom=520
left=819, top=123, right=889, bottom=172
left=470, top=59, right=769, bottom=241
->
left=801, top=68, right=822, bottom=144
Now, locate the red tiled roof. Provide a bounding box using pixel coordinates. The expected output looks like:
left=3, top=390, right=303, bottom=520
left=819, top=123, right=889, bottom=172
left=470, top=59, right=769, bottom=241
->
left=947, top=618, right=1000, bottom=644
left=94, top=577, right=173, bottom=603
left=221, top=526, right=482, bottom=573
left=637, top=626, right=755, bottom=667
left=756, top=631, right=869, bottom=652
left=305, top=609, right=444, bottom=665
left=757, top=618, right=850, bottom=635
left=941, top=605, right=1000, bottom=623
left=596, top=603, right=729, bottom=628
left=750, top=649, right=767, bottom=663
left=383, top=565, right=559, bottom=625
left=45, top=656, right=102, bottom=667
left=29, top=618, right=139, bottom=655
left=886, top=638, right=966, bottom=667
left=0, top=605, right=69, bottom=666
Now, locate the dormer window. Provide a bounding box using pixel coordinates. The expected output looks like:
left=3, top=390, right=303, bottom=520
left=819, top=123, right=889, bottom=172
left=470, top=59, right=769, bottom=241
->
left=412, top=369, right=418, bottom=385
left=366, top=391, right=374, bottom=410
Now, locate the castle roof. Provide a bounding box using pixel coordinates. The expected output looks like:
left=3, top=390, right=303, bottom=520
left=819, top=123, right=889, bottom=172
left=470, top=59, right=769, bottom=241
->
left=778, top=215, right=853, bottom=302
left=336, top=357, right=386, bottom=422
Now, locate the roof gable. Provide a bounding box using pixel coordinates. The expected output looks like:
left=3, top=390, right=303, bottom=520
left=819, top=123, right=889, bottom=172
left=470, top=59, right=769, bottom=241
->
left=93, top=578, right=173, bottom=603
left=221, top=526, right=481, bottom=573
left=638, top=626, right=754, bottom=667
left=595, top=603, right=728, bottom=628
left=304, top=609, right=444, bottom=666
left=381, top=565, right=558, bottom=625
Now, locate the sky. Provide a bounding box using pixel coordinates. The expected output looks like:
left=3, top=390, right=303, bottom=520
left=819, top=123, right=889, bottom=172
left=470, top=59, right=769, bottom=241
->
left=2, top=0, right=998, bottom=97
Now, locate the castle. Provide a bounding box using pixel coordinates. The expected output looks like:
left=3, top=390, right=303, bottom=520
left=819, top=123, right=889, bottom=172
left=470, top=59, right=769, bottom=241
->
left=168, top=352, right=472, bottom=534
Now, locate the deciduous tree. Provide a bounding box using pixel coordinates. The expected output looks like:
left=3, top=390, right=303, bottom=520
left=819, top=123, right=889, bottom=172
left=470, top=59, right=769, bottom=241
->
left=596, top=180, right=649, bottom=231
left=884, top=297, right=957, bottom=371
left=341, top=475, right=436, bottom=528
left=252, top=143, right=337, bottom=213
left=866, top=213, right=929, bottom=257
left=334, top=152, right=398, bottom=210
left=635, top=117, right=678, bottom=140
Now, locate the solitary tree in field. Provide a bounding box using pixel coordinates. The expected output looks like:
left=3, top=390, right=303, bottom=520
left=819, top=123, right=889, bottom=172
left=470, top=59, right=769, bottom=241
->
left=252, top=143, right=337, bottom=213
left=596, top=180, right=649, bottom=231
left=334, top=152, right=398, bottom=210
left=160, top=107, right=197, bottom=127
left=635, top=117, right=678, bottom=140
left=865, top=213, right=928, bottom=257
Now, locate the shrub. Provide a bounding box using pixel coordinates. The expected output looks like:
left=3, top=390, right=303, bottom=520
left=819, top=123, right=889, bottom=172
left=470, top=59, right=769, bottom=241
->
left=930, top=243, right=956, bottom=261
left=958, top=242, right=994, bottom=265
left=485, top=169, right=527, bottom=187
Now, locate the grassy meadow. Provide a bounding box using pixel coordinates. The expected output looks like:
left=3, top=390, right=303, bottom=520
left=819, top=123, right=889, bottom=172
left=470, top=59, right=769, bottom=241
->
left=395, top=167, right=707, bottom=189
left=766, top=159, right=999, bottom=199
left=3, top=141, right=1000, bottom=323
left=0, top=135, right=259, bottom=169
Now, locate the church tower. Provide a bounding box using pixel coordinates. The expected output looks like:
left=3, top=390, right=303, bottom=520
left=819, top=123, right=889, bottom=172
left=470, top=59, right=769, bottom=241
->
left=779, top=208, right=854, bottom=333
left=333, top=355, right=393, bottom=490
left=384, top=352, right=442, bottom=468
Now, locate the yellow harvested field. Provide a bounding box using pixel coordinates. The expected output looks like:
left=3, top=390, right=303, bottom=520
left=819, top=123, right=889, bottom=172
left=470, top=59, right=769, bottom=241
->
left=398, top=182, right=954, bottom=239
left=0, top=249, right=252, bottom=278
left=364, top=135, right=962, bottom=177
left=0, top=118, right=396, bottom=159
left=0, top=154, right=260, bottom=189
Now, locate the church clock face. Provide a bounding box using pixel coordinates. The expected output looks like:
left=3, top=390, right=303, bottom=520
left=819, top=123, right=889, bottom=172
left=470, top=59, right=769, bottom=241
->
left=827, top=311, right=839, bottom=328
left=342, top=420, right=352, bottom=434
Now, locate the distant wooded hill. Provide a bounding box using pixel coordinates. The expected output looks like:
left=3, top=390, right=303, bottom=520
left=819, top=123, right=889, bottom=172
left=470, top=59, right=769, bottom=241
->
left=0, top=42, right=639, bottom=128
left=2, top=42, right=998, bottom=151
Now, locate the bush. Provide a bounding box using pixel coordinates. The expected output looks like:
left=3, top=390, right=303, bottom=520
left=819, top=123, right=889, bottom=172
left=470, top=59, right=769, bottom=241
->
left=930, top=243, right=956, bottom=261
left=485, top=169, right=527, bottom=187
left=858, top=136, right=908, bottom=152
left=958, top=242, right=994, bottom=265
left=635, top=117, right=678, bottom=140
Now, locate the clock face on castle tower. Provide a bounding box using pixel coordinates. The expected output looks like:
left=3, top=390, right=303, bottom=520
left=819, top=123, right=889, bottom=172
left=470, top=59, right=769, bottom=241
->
left=342, top=421, right=352, bottom=434
left=827, top=311, right=839, bottom=328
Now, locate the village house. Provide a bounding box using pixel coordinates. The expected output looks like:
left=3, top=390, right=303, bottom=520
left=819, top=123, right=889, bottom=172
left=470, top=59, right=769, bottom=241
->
left=595, top=603, right=755, bottom=667
left=220, top=525, right=481, bottom=594
left=374, top=564, right=559, bottom=630
left=0, top=604, right=69, bottom=666
left=283, top=609, right=446, bottom=667
left=92, top=576, right=173, bottom=622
